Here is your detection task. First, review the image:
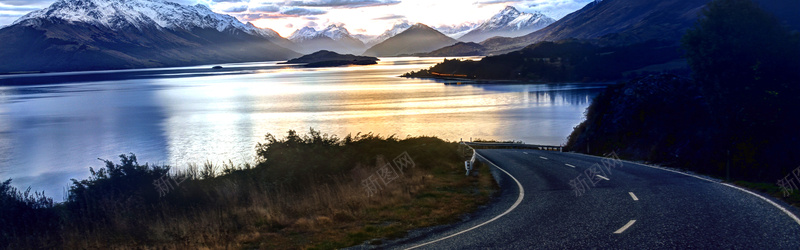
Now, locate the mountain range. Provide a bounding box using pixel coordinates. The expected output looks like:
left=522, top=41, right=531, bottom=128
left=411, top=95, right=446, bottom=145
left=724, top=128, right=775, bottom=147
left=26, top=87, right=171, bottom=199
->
left=0, top=0, right=298, bottom=73
left=479, top=0, right=800, bottom=55
left=288, top=24, right=366, bottom=55
left=458, top=6, right=555, bottom=43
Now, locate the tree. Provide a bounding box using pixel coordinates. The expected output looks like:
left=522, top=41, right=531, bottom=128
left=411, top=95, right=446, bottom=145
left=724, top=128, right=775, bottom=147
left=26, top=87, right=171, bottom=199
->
left=683, top=0, right=800, bottom=94
left=682, top=0, right=800, bottom=180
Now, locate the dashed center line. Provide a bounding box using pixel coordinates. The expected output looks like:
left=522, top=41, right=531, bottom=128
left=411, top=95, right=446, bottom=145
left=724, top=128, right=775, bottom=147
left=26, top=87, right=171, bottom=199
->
left=565, top=164, right=576, bottom=168
left=539, top=156, right=548, bottom=160
left=629, top=192, right=639, bottom=201
left=523, top=152, right=529, bottom=155
left=596, top=175, right=610, bottom=181
left=614, top=220, right=636, bottom=234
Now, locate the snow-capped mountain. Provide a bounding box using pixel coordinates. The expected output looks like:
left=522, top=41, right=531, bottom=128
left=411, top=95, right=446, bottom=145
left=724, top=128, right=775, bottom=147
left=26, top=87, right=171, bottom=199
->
left=13, top=0, right=283, bottom=40
left=459, top=6, right=555, bottom=42
left=435, top=23, right=480, bottom=39
left=366, top=22, right=411, bottom=47
left=289, top=24, right=366, bottom=54
left=0, top=0, right=299, bottom=73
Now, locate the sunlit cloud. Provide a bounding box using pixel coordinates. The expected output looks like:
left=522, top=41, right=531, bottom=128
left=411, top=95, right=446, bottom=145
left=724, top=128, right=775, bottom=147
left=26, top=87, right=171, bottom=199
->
left=282, top=0, right=400, bottom=9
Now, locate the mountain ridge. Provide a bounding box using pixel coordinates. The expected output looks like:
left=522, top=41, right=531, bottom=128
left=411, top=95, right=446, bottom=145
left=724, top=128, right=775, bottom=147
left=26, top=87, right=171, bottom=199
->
left=363, top=23, right=458, bottom=57
left=0, top=0, right=300, bottom=73
left=459, top=6, right=555, bottom=43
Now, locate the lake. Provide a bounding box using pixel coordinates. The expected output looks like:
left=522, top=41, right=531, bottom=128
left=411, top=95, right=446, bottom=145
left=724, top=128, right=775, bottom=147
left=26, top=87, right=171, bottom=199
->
left=0, top=57, right=608, bottom=201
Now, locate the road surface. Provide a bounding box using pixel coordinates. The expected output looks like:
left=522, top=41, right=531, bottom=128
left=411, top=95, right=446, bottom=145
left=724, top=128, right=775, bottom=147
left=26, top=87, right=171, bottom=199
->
left=363, top=149, right=800, bottom=249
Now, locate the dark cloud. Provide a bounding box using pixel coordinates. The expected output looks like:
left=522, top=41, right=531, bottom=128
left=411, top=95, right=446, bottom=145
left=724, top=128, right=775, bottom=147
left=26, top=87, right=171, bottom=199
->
left=249, top=5, right=281, bottom=13
left=372, top=14, right=405, bottom=20
left=0, top=0, right=52, bottom=6
left=283, top=0, right=400, bottom=9
left=221, top=5, right=249, bottom=12
left=304, top=16, right=319, bottom=20
left=280, top=7, right=327, bottom=16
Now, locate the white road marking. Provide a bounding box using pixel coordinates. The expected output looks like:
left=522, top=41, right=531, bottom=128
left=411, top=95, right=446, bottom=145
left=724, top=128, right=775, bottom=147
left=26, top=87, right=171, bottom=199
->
left=523, top=152, right=529, bottom=155
left=629, top=192, right=639, bottom=201
left=721, top=183, right=800, bottom=227
left=614, top=220, right=636, bottom=234
left=565, top=164, right=576, bottom=168
left=539, top=156, right=548, bottom=160
left=596, top=175, right=610, bottom=181
left=407, top=151, right=525, bottom=249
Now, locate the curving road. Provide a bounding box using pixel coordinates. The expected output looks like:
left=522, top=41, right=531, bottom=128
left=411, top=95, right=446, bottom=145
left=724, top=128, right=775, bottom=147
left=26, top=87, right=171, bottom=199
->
left=372, top=148, right=800, bottom=249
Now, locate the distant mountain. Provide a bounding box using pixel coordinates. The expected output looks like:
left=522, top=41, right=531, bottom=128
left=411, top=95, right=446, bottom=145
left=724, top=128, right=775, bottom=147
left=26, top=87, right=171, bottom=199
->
left=434, top=23, right=480, bottom=39
left=0, top=0, right=299, bottom=73
left=480, top=0, right=799, bottom=55
left=366, top=22, right=411, bottom=47
left=363, top=23, right=458, bottom=57
left=289, top=24, right=366, bottom=54
left=480, top=0, right=709, bottom=54
left=459, top=6, right=555, bottom=43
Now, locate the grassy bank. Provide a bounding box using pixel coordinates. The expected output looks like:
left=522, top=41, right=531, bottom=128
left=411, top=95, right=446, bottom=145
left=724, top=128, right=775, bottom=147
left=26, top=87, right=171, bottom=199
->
left=1, top=129, right=497, bottom=249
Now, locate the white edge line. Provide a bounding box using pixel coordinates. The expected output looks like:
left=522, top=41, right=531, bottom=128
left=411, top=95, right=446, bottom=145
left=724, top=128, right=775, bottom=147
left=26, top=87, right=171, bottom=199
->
left=596, top=175, right=610, bottom=181
left=628, top=192, right=639, bottom=201
left=720, top=183, right=800, bottom=226
left=565, top=164, right=576, bottom=168
left=613, top=220, right=636, bottom=234
left=406, top=151, right=525, bottom=249
left=563, top=152, right=800, bottom=227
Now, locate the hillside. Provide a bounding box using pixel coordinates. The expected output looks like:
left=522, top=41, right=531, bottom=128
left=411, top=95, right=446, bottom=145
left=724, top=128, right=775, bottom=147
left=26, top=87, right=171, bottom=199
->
left=363, top=23, right=458, bottom=57
left=0, top=0, right=299, bottom=73
left=480, top=0, right=800, bottom=55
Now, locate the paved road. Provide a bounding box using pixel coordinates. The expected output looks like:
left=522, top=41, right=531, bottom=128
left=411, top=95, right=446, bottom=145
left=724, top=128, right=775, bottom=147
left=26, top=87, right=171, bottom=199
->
left=374, top=149, right=800, bottom=249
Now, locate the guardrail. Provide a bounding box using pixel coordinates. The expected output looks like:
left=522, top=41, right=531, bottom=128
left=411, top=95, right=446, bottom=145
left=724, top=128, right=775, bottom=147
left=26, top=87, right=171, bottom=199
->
left=461, top=142, right=563, bottom=176
left=464, top=142, right=563, bottom=152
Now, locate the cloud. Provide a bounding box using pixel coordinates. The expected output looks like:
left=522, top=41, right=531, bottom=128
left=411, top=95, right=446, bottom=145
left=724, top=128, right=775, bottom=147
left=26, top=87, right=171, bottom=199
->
left=285, top=23, right=293, bottom=28
left=473, top=0, right=524, bottom=6
left=249, top=5, right=281, bottom=12
left=221, top=5, right=249, bottom=12
left=304, top=16, right=319, bottom=20
left=520, top=0, right=594, bottom=19
left=282, top=0, right=400, bottom=9
left=0, top=0, right=52, bottom=6
left=280, top=7, right=327, bottom=16
left=372, top=14, right=405, bottom=20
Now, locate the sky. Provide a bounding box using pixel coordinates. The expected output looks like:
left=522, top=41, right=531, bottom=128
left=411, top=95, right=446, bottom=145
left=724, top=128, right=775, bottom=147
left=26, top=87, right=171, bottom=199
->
left=0, top=0, right=593, bottom=37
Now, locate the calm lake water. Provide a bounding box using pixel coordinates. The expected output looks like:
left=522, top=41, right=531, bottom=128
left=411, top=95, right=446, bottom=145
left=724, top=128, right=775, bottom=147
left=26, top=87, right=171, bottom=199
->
left=0, top=57, right=607, bottom=201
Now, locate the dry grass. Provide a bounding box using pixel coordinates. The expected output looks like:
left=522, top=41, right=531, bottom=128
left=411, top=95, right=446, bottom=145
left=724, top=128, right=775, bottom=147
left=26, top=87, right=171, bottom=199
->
left=4, top=133, right=497, bottom=249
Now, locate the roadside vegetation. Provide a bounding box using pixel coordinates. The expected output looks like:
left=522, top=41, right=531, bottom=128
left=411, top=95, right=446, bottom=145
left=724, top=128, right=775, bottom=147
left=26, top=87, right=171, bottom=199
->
left=565, top=0, right=800, bottom=207
left=0, top=129, right=497, bottom=249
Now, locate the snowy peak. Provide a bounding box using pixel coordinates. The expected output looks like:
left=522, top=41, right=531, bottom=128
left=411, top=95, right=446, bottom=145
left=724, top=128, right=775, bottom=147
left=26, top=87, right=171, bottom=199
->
left=458, top=6, right=555, bottom=42
left=321, top=24, right=351, bottom=40
left=499, top=6, right=522, bottom=17
left=289, top=24, right=359, bottom=42
left=368, top=22, right=411, bottom=46
left=483, top=6, right=553, bottom=31
left=289, top=26, right=321, bottom=41
left=12, top=0, right=279, bottom=39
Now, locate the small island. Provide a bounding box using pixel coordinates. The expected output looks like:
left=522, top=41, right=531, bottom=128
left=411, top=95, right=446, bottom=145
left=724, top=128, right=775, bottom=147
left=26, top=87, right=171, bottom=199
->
left=282, top=50, right=379, bottom=68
